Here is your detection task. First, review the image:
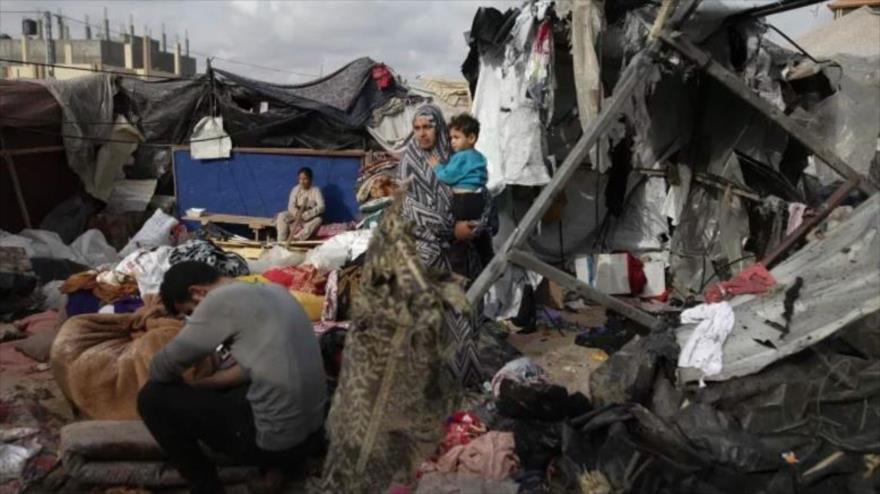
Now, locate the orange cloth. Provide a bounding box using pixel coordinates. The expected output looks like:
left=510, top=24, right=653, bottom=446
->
left=60, top=271, right=140, bottom=304
left=50, top=305, right=213, bottom=420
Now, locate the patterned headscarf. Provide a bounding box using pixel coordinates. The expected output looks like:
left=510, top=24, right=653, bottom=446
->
left=407, top=104, right=451, bottom=165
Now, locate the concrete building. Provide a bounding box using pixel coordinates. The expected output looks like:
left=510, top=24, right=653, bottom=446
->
left=828, top=0, right=880, bottom=18
left=0, top=14, right=197, bottom=80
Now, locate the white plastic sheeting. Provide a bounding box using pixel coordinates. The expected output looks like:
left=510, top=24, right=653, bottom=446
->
left=0, top=229, right=117, bottom=268
left=112, top=246, right=172, bottom=295
left=247, top=246, right=306, bottom=275
left=484, top=265, right=543, bottom=321
left=37, top=74, right=117, bottom=201
left=119, top=209, right=179, bottom=258
left=677, top=193, right=880, bottom=383
left=304, top=229, right=373, bottom=272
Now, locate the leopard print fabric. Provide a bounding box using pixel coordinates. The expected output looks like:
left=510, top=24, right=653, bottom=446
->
left=315, top=198, right=464, bottom=493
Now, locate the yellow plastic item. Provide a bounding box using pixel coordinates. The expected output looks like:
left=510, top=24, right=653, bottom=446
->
left=290, top=290, right=324, bottom=321
left=237, top=274, right=270, bottom=284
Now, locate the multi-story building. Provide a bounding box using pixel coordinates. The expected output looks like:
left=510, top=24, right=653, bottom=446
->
left=0, top=12, right=197, bottom=80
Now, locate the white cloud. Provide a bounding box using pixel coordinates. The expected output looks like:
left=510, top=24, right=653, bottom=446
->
left=229, top=0, right=260, bottom=16
left=1, top=1, right=832, bottom=84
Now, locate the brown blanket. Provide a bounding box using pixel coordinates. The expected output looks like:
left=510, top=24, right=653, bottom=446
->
left=50, top=304, right=213, bottom=420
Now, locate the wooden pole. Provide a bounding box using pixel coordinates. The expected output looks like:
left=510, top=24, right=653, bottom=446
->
left=659, top=30, right=878, bottom=195
left=1, top=151, right=33, bottom=229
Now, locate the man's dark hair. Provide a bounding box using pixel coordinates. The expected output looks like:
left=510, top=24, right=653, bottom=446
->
left=299, top=167, right=314, bottom=180
left=449, top=113, right=480, bottom=138
left=159, top=262, right=221, bottom=315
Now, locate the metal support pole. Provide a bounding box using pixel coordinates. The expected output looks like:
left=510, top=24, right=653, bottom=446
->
left=659, top=30, right=878, bottom=195
left=761, top=177, right=860, bottom=267
left=509, top=250, right=666, bottom=331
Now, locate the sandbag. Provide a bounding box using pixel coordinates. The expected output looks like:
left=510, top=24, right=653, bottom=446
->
left=50, top=312, right=213, bottom=420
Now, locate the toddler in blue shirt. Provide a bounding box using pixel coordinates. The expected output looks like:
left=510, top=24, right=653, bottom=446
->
left=429, top=113, right=493, bottom=268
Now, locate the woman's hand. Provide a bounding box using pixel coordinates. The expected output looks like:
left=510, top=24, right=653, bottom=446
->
left=428, top=154, right=441, bottom=167
left=454, top=221, right=477, bottom=241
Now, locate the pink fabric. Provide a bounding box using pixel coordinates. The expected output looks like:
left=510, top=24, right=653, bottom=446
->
left=0, top=340, right=37, bottom=372
left=316, top=222, right=356, bottom=240
left=15, top=310, right=59, bottom=334
left=313, top=320, right=350, bottom=335
left=704, top=264, right=777, bottom=303
left=420, top=432, right=519, bottom=481
left=787, top=203, right=808, bottom=236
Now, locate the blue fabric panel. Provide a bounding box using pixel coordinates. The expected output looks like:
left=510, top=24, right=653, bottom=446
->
left=174, top=150, right=361, bottom=223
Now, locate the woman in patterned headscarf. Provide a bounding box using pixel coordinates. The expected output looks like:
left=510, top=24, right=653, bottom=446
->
left=398, top=104, right=491, bottom=386
left=399, top=104, right=487, bottom=271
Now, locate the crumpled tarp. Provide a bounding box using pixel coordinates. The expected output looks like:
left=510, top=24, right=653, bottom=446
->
left=36, top=74, right=116, bottom=200
left=793, top=54, right=880, bottom=187
left=677, top=192, right=880, bottom=383
left=0, top=229, right=117, bottom=268
left=215, top=57, right=403, bottom=129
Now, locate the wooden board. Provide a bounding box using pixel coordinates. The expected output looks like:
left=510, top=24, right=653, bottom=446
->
left=184, top=213, right=274, bottom=228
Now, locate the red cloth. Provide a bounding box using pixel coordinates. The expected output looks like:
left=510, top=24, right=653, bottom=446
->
left=704, top=263, right=777, bottom=303
left=440, top=411, right=486, bottom=455
left=625, top=253, right=647, bottom=296
left=263, top=265, right=326, bottom=295
left=372, top=64, right=394, bottom=90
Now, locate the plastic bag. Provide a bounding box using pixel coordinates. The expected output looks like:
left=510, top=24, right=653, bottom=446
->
left=119, top=209, right=178, bottom=257
left=70, top=229, right=118, bottom=267
left=304, top=230, right=373, bottom=271
left=247, top=245, right=306, bottom=274
left=190, top=116, right=231, bottom=160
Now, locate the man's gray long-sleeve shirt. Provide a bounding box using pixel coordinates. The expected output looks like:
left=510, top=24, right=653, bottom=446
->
left=150, top=282, right=327, bottom=451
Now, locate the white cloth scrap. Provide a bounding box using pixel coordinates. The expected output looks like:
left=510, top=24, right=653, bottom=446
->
left=677, top=302, right=735, bottom=385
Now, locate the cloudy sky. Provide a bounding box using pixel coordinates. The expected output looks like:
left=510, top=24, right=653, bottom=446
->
left=0, top=0, right=833, bottom=83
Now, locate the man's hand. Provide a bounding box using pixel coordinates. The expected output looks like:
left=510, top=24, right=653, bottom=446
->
left=191, top=363, right=249, bottom=389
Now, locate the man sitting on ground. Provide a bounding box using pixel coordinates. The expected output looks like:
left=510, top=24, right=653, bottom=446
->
left=138, top=261, right=327, bottom=493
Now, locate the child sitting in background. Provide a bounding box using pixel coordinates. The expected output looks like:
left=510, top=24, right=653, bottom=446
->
left=429, top=113, right=493, bottom=268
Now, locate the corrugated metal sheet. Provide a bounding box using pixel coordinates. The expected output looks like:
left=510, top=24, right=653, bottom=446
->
left=677, top=193, right=880, bottom=382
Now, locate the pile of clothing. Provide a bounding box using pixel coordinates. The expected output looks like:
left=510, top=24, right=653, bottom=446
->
left=356, top=151, right=400, bottom=228
left=390, top=357, right=592, bottom=494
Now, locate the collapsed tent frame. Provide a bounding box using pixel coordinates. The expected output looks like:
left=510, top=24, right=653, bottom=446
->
left=467, top=3, right=879, bottom=330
